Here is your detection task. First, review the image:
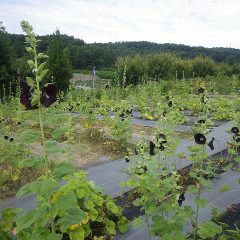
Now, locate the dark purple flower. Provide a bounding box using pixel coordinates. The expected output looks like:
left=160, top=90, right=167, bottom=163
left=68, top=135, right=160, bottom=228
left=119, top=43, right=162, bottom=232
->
left=125, top=157, right=130, bottom=163
left=159, top=144, right=165, bottom=151
left=178, top=193, right=185, bottom=206
left=198, top=88, right=205, bottom=94
left=194, top=133, right=206, bottom=145
left=20, top=78, right=38, bottom=110
left=20, top=78, right=57, bottom=110
left=40, top=84, right=57, bottom=108
left=9, top=137, right=14, bottom=142
left=198, top=119, right=206, bottom=124
left=149, top=141, right=155, bottom=156
left=156, top=133, right=167, bottom=144
left=231, top=127, right=239, bottom=135
left=208, top=137, right=215, bottom=151
left=168, top=101, right=173, bottom=107
left=4, top=136, right=9, bottom=140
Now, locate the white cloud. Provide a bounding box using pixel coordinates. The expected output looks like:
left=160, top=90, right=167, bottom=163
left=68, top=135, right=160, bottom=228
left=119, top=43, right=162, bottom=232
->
left=1, top=0, right=240, bottom=48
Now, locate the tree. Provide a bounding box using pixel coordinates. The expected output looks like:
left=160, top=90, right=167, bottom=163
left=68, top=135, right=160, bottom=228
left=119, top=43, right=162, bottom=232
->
left=47, top=30, right=72, bottom=92
left=0, top=22, right=16, bottom=79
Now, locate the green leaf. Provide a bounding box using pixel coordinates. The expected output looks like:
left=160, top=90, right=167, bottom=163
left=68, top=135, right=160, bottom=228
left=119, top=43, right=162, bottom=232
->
left=52, top=162, right=75, bottom=179
left=27, top=59, right=34, bottom=69
left=16, top=209, right=38, bottom=231
left=38, top=53, right=49, bottom=59
left=39, top=69, right=48, bottom=81
left=45, top=140, right=65, bottom=154
left=117, top=217, right=128, bottom=233
left=20, top=129, right=39, bottom=143
left=54, top=192, right=78, bottom=212
left=106, top=202, right=119, bottom=215
left=219, top=184, right=231, bottom=192
left=132, top=217, right=144, bottom=229
left=19, top=157, right=44, bottom=168
left=51, top=126, right=68, bottom=139
left=38, top=62, right=46, bottom=72
left=105, top=219, right=116, bottom=235
left=197, top=220, right=222, bottom=239
left=57, top=208, right=85, bottom=228
left=69, top=229, right=85, bottom=240
left=25, top=47, right=33, bottom=53
left=26, top=77, right=35, bottom=87
left=46, top=233, right=62, bottom=240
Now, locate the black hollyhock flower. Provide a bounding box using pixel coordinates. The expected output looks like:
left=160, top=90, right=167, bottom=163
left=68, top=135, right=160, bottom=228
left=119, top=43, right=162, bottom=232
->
left=208, top=137, right=215, bottom=151
left=143, top=165, right=148, bottom=172
left=126, top=108, right=133, bottom=116
left=194, top=133, right=206, bottom=145
left=178, top=193, right=185, bottom=206
left=4, top=136, right=9, bottom=140
left=125, top=157, right=130, bottom=163
left=198, top=88, right=205, bottom=94
left=159, top=144, right=165, bottom=151
left=20, top=78, right=38, bottom=110
left=9, top=137, right=14, bottom=142
left=156, top=133, right=167, bottom=144
left=198, top=119, right=206, bottom=124
left=149, top=141, right=156, bottom=156
left=231, top=127, right=239, bottom=135
left=20, top=79, right=57, bottom=110
left=17, top=121, right=21, bottom=125
left=40, top=84, right=57, bottom=108
left=121, top=118, right=125, bottom=122
left=168, top=101, right=173, bottom=107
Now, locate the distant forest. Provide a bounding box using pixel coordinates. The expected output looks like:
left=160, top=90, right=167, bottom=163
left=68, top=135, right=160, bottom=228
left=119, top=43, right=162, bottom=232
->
left=7, top=33, right=240, bottom=69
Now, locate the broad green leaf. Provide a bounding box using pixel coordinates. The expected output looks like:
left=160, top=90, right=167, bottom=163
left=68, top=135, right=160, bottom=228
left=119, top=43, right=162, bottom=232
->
left=51, top=126, right=68, bottom=139
left=38, top=53, right=49, bottom=59
left=26, top=77, right=35, bottom=87
left=132, top=217, right=144, bottom=229
left=197, top=220, right=222, bottom=239
left=46, top=233, right=62, bottom=240
left=53, top=162, right=75, bottom=179
left=106, top=202, right=119, bottom=215
left=20, top=129, right=39, bottom=143
left=27, top=59, right=34, bottom=69
left=105, top=220, right=116, bottom=235
left=16, top=209, right=38, bottom=231
left=45, top=140, right=65, bottom=154
left=69, top=229, right=85, bottom=240
left=54, top=192, right=78, bottom=212
left=57, top=208, right=85, bottom=228
left=117, top=217, right=128, bottom=233
left=19, top=157, right=44, bottom=168
left=39, top=69, right=48, bottom=81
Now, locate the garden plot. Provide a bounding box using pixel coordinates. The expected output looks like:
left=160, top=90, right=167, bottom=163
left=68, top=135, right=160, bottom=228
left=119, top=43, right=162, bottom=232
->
left=0, top=121, right=233, bottom=213
left=116, top=170, right=240, bottom=240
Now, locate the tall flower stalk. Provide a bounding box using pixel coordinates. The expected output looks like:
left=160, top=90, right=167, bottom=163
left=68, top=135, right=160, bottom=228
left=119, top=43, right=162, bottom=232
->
left=20, top=20, right=56, bottom=232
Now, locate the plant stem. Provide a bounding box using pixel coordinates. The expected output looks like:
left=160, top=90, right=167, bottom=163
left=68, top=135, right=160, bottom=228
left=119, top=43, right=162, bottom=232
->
left=34, top=45, right=56, bottom=233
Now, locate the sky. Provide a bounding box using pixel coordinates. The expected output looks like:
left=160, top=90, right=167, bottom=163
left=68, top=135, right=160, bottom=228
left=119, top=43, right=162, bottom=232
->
left=1, top=0, right=240, bottom=49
